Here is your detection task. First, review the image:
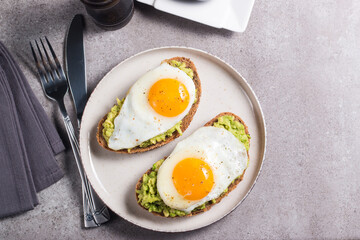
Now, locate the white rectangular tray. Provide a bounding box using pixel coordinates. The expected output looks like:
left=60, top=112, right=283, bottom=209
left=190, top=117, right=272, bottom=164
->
left=136, top=0, right=255, bottom=32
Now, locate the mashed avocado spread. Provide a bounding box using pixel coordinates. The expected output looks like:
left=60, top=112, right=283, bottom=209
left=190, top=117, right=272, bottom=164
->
left=139, top=122, right=182, bottom=148
left=213, top=115, right=251, bottom=151
left=102, top=61, right=194, bottom=150
left=136, top=160, right=187, bottom=217
left=136, top=115, right=250, bottom=217
left=102, top=98, right=124, bottom=143
left=169, top=60, right=194, bottom=79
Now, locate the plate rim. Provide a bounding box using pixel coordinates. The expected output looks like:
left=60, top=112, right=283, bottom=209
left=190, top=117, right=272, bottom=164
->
left=79, top=46, right=267, bottom=232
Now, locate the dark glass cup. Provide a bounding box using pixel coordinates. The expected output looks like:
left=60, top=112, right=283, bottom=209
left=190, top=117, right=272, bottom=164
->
left=81, top=0, right=134, bottom=30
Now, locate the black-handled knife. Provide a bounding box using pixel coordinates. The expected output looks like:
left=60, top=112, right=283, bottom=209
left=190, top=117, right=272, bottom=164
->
left=65, top=14, right=110, bottom=228
left=65, top=14, right=87, bottom=123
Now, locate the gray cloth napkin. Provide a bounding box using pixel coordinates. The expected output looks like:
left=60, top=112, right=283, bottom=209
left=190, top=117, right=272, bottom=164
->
left=0, top=42, right=65, bottom=218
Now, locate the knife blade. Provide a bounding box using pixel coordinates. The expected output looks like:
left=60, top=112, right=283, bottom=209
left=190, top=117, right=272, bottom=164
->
left=65, top=14, right=87, bottom=123
left=65, top=14, right=110, bottom=228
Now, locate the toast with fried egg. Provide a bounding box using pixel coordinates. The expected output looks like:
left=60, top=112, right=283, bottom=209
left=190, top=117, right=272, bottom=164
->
left=135, top=112, right=250, bottom=217
left=96, top=57, right=201, bottom=153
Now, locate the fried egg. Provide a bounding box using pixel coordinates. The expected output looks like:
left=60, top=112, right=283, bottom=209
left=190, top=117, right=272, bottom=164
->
left=108, top=63, right=196, bottom=150
left=157, top=126, right=248, bottom=213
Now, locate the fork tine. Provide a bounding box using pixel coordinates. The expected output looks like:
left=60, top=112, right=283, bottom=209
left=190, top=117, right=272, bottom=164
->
left=30, top=41, right=48, bottom=89
left=40, top=38, right=58, bottom=77
left=40, top=38, right=51, bottom=64
left=35, top=39, right=54, bottom=83
left=45, top=36, right=67, bottom=80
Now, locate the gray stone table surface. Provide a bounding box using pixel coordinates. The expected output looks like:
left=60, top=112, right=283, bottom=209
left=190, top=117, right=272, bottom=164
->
left=1, top=0, right=359, bottom=239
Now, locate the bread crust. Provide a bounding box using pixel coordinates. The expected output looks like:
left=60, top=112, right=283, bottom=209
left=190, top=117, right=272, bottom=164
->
left=96, top=57, right=201, bottom=153
left=135, top=112, right=250, bottom=217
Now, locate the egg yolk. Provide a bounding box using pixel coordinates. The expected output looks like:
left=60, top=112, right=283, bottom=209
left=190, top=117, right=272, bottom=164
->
left=172, top=158, right=214, bottom=201
left=148, top=78, right=190, bottom=117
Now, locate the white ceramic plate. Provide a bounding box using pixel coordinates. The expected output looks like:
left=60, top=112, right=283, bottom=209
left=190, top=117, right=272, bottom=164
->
left=79, top=47, right=266, bottom=232
left=136, top=0, right=255, bottom=32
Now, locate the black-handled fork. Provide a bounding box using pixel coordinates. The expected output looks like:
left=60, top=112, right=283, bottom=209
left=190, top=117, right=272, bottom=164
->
left=30, top=37, right=110, bottom=227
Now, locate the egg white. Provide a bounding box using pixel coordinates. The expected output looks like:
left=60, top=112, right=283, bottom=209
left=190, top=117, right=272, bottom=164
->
left=108, top=63, right=196, bottom=150
left=156, top=126, right=248, bottom=213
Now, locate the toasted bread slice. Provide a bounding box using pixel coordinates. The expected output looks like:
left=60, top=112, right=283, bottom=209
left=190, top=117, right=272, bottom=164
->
left=96, top=57, right=201, bottom=153
left=135, top=112, right=250, bottom=217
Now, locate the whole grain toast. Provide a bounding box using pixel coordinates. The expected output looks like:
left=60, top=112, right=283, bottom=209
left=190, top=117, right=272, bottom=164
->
left=96, top=57, right=201, bottom=153
left=135, top=112, right=250, bottom=217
